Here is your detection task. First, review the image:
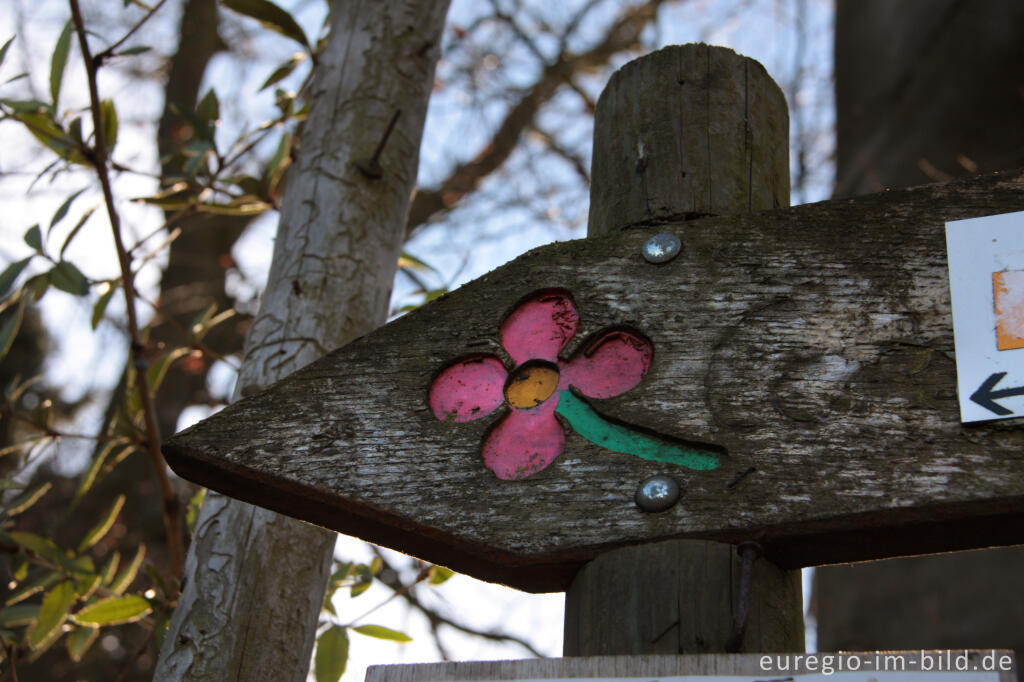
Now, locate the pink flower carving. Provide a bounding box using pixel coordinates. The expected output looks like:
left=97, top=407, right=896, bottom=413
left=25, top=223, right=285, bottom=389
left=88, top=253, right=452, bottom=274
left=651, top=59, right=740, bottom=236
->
left=429, top=290, right=653, bottom=480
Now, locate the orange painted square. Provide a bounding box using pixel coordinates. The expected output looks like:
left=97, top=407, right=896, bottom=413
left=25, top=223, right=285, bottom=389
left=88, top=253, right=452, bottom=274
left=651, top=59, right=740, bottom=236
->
left=994, top=270, right=1024, bottom=350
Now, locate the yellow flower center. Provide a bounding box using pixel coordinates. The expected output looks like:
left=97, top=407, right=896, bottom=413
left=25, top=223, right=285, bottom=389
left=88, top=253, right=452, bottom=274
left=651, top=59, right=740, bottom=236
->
left=505, top=363, right=560, bottom=409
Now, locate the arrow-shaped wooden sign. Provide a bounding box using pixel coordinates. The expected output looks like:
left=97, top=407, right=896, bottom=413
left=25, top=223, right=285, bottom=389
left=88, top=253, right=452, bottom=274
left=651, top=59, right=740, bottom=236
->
left=165, top=169, right=1024, bottom=593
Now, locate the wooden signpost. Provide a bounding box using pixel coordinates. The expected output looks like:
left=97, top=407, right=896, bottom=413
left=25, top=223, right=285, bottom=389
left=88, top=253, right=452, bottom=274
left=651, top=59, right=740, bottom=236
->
left=165, top=44, right=1024, bottom=665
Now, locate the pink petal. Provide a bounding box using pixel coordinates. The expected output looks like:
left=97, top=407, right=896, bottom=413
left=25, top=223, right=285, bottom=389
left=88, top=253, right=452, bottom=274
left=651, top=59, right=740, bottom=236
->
left=500, top=290, right=580, bottom=365
left=563, top=330, right=653, bottom=399
left=429, top=355, right=507, bottom=422
left=482, top=403, right=565, bottom=480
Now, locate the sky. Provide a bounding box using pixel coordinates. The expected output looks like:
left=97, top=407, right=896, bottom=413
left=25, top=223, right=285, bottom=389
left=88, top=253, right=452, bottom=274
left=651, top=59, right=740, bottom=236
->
left=0, top=0, right=834, bottom=678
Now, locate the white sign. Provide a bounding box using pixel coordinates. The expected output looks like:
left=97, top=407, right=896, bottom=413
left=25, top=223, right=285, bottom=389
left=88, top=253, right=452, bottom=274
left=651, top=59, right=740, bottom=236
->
left=946, top=210, right=1024, bottom=422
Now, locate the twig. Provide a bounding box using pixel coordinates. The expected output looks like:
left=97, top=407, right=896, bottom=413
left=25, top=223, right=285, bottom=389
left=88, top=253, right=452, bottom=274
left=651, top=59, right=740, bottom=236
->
left=370, top=550, right=545, bottom=658
left=133, top=290, right=243, bottom=370
left=1, top=408, right=133, bottom=443
left=95, top=0, right=168, bottom=63
left=68, top=0, right=184, bottom=583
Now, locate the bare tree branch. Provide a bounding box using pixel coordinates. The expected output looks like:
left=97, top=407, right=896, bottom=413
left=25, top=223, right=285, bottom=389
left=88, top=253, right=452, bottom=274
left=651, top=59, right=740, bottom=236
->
left=371, top=549, right=547, bottom=658
left=405, top=0, right=666, bottom=238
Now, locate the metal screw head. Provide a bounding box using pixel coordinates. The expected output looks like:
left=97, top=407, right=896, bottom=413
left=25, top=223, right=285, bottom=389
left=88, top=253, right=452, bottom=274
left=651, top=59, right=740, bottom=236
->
left=635, top=475, right=681, bottom=512
left=641, top=233, right=681, bottom=263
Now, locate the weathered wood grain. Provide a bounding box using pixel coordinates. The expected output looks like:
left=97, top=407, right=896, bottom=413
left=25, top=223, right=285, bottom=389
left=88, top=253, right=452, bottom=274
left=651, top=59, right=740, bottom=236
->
left=588, top=44, right=789, bottom=234
left=365, top=652, right=1018, bottom=682
left=568, top=44, right=801, bottom=655
left=165, top=168, right=1024, bottom=593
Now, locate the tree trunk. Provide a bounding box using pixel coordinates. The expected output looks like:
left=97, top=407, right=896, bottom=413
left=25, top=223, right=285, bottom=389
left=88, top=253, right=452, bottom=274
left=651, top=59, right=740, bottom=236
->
left=154, top=1, right=451, bottom=678
left=816, top=0, right=1024, bottom=660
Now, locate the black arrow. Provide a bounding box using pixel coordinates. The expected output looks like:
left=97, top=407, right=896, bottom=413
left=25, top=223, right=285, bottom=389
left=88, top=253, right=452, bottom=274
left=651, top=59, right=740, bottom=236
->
left=970, top=372, right=1024, bottom=416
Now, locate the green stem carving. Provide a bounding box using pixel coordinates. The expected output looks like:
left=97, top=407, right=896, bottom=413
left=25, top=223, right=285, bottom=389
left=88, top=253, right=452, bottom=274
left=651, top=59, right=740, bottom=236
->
left=554, top=390, right=722, bottom=470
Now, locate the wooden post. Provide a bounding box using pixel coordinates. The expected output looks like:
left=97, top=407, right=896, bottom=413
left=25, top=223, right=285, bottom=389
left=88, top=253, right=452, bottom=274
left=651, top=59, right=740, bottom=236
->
left=563, top=44, right=803, bottom=656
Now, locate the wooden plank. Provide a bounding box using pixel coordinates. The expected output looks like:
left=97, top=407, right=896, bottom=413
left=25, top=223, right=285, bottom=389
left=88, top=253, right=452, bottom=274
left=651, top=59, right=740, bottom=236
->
left=365, top=652, right=1018, bottom=682
left=165, top=168, right=1024, bottom=593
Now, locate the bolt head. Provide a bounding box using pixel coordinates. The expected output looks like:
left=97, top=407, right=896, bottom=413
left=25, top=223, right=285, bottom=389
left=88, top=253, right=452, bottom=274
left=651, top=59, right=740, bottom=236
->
left=635, top=475, right=681, bottom=512
left=641, top=233, right=681, bottom=263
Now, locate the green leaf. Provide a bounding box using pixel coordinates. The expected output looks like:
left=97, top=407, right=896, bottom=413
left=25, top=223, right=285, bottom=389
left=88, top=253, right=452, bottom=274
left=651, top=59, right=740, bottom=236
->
left=0, top=36, right=14, bottom=70
left=397, top=251, right=442, bottom=276
left=10, top=553, right=29, bottom=581
left=233, top=174, right=264, bottom=196
left=369, top=557, right=382, bottom=575
left=186, top=488, right=206, bottom=536
left=73, top=439, right=119, bottom=504
left=14, top=111, right=85, bottom=163
left=222, top=0, right=310, bottom=47
left=72, top=594, right=150, bottom=626
left=0, top=257, right=32, bottom=298
left=8, top=531, right=64, bottom=564
left=6, top=571, right=59, bottom=606
left=183, top=143, right=213, bottom=177
left=99, top=551, right=120, bottom=586
left=66, top=624, right=99, bottom=662
left=428, top=565, right=454, bottom=586
left=259, top=52, right=306, bottom=91
left=191, top=308, right=235, bottom=344
left=90, top=284, right=116, bottom=330
left=0, top=604, right=40, bottom=627
left=99, top=99, right=118, bottom=151
left=68, top=116, right=83, bottom=144
left=49, top=21, right=73, bottom=109
left=73, top=571, right=100, bottom=600
left=60, top=204, right=97, bottom=259
left=351, top=624, right=412, bottom=643
left=116, top=45, right=151, bottom=56
left=76, top=494, right=125, bottom=553
left=314, top=626, right=348, bottom=682
left=349, top=566, right=372, bottom=597
left=48, top=261, right=90, bottom=296
left=349, top=579, right=371, bottom=598
left=26, top=273, right=50, bottom=301
left=24, top=224, right=42, bottom=252
left=3, top=481, right=51, bottom=517
left=201, top=199, right=272, bottom=216
left=28, top=581, right=75, bottom=651
left=148, top=347, right=189, bottom=393
left=329, top=562, right=353, bottom=587
left=196, top=89, right=219, bottom=125
left=109, top=543, right=144, bottom=594
left=0, top=98, right=49, bottom=113
left=48, top=188, right=86, bottom=234
left=266, top=131, right=291, bottom=192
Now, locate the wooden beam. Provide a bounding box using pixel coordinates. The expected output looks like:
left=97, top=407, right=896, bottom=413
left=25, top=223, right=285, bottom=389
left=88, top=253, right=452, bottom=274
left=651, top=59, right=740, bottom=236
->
left=165, top=166, right=1024, bottom=593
